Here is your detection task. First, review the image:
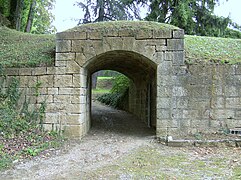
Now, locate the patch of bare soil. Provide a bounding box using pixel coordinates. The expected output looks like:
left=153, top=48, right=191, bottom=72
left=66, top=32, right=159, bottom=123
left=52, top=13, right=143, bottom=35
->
left=0, top=101, right=240, bottom=179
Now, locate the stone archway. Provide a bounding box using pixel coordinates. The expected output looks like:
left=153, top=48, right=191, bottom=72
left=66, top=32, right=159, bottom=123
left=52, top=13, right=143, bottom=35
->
left=85, top=50, right=157, bottom=130
left=55, top=21, right=184, bottom=139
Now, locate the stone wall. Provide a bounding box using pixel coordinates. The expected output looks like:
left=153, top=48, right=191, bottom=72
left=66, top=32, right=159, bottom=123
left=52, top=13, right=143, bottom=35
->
left=55, top=21, right=185, bottom=139
left=3, top=66, right=89, bottom=138
left=170, top=64, right=241, bottom=137
left=128, top=76, right=156, bottom=126
left=3, top=21, right=240, bottom=140
left=4, top=63, right=240, bottom=139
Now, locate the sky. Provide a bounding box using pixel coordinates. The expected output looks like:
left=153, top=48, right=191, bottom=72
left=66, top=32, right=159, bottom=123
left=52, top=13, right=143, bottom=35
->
left=52, top=0, right=241, bottom=32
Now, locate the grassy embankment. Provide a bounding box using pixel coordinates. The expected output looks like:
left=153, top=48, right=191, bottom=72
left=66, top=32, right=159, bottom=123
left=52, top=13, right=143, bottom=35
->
left=92, top=76, right=114, bottom=95
left=185, top=35, right=241, bottom=64
left=0, top=27, right=58, bottom=170
left=0, top=26, right=55, bottom=67
left=1, top=24, right=241, bottom=68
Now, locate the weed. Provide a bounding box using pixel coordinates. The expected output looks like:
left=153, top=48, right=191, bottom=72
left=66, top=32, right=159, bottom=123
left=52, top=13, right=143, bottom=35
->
left=0, top=72, right=63, bottom=170
left=0, top=153, right=12, bottom=169
left=24, top=148, right=40, bottom=157
left=194, top=132, right=203, bottom=140
left=218, top=127, right=230, bottom=135
left=233, top=167, right=241, bottom=179
left=6, top=77, right=21, bottom=108
left=34, top=81, right=42, bottom=97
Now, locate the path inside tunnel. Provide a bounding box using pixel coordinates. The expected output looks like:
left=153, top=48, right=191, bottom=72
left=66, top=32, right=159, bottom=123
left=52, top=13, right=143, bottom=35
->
left=91, top=101, right=155, bottom=137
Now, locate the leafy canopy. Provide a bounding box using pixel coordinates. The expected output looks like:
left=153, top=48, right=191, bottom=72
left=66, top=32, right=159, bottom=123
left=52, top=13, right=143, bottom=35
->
left=75, top=0, right=241, bottom=38
left=0, top=0, right=56, bottom=34
left=75, top=0, right=144, bottom=24
left=145, top=0, right=241, bottom=38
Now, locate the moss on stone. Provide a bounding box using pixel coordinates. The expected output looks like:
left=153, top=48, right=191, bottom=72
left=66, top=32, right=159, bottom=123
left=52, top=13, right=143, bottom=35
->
left=65, top=20, right=180, bottom=32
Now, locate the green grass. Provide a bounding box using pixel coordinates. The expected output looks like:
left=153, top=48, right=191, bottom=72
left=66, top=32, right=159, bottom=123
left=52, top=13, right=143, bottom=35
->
left=0, top=24, right=241, bottom=68
left=185, top=35, right=241, bottom=64
left=97, top=76, right=113, bottom=80
left=66, top=20, right=179, bottom=32
left=82, top=146, right=238, bottom=179
left=92, top=88, right=111, bottom=94
left=0, top=26, right=55, bottom=67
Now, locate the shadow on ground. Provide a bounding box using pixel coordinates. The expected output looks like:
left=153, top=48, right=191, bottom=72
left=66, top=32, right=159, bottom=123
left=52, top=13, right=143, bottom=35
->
left=91, top=101, right=155, bottom=137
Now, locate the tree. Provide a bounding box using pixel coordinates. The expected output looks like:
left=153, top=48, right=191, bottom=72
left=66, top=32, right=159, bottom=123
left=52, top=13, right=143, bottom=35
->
left=25, top=0, right=36, bottom=33
left=15, top=0, right=24, bottom=31
left=30, top=0, right=56, bottom=34
left=0, top=0, right=24, bottom=29
left=145, top=0, right=241, bottom=38
left=0, top=0, right=56, bottom=34
left=75, top=0, right=144, bottom=24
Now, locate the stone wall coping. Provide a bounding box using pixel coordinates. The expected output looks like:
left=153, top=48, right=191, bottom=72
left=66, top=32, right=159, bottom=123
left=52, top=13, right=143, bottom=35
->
left=62, top=21, right=180, bottom=32
left=56, top=21, right=183, bottom=40
left=157, top=137, right=241, bottom=147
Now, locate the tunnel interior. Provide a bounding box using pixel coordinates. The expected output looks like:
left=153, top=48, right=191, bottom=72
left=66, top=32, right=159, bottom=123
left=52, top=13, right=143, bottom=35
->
left=84, top=50, right=157, bottom=133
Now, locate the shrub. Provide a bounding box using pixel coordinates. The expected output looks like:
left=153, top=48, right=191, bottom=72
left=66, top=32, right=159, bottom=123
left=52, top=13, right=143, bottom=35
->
left=110, top=74, right=130, bottom=94
left=97, top=74, right=130, bottom=109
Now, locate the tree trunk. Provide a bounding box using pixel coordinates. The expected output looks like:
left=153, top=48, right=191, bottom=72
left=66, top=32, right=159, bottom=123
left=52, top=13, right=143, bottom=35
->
left=162, top=0, right=169, bottom=22
left=97, top=0, right=105, bottom=22
left=15, top=0, right=24, bottom=31
left=9, top=0, right=17, bottom=28
left=25, top=0, right=36, bottom=33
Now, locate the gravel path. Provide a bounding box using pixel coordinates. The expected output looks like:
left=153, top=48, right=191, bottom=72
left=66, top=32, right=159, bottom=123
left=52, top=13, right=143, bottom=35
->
left=0, top=102, right=155, bottom=179
left=0, top=102, right=240, bottom=179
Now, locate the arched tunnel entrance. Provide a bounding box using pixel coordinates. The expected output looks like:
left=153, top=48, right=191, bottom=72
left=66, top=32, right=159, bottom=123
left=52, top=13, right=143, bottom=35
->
left=55, top=21, right=185, bottom=139
left=84, top=50, right=157, bottom=135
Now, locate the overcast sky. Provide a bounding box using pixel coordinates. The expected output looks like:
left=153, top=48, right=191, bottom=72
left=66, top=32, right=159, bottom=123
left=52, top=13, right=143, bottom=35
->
left=52, top=0, right=241, bottom=32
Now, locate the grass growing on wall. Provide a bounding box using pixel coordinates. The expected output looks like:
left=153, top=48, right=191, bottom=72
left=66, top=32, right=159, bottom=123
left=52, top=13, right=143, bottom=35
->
left=185, top=35, right=241, bottom=64
left=0, top=25, right=241, bottom=68
left=0, top=26, right=55, bottom=67
left=66, top=21, right=179, bottom=32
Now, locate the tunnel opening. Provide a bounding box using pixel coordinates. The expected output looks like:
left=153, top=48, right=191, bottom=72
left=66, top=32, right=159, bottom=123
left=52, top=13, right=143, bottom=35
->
left=84, top=50, right=157, bottom=136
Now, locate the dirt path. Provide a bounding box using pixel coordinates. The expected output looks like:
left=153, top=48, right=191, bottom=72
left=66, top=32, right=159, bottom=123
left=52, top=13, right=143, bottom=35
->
left=0, top=102, right=155, bottom=179
left=0, top=102, right=240, bottom=179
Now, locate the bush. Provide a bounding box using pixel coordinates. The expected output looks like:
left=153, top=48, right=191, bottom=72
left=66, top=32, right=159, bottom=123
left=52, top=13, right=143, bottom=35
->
left=97, top=74, right=130, bottom=109
left=224, top=28, right=241, bottom=39
left=110, top=74, right=130, bottom=94
left=97, top=92, right=123, bottom=108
